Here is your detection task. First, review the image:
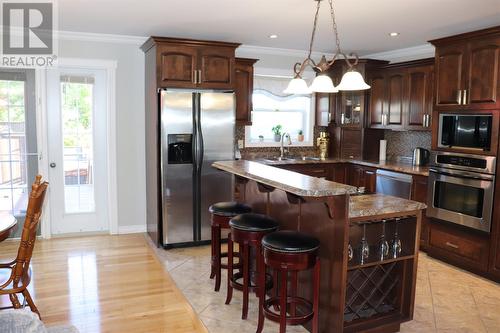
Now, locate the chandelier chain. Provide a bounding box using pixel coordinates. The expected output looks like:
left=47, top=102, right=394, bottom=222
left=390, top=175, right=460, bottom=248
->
left=307, top=0, right=322, bottom=59
left=328, top=0, right=342, bottom=54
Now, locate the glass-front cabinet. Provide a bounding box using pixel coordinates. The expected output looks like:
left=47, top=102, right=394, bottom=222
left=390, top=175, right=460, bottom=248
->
left=341, top=91, right=363, bottom=127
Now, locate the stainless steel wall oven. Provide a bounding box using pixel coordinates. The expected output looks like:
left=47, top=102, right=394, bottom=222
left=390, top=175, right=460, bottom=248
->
left=427, top=152, right=496, bottom=233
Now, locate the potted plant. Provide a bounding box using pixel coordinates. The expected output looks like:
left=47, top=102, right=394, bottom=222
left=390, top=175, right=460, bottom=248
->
left=258, top=135, right=264, bottom=142
left=297, top=130, right=304, bottom=142
left=272, top=125, right=282, bottom=142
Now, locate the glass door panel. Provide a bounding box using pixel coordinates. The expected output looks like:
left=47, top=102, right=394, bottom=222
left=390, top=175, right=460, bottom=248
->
left=60, top=77, right=95, bottom=213
left=0, top=70, right=38, bottom=237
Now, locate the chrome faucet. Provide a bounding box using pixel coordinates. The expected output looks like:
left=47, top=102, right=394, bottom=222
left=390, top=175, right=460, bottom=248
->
left=280, top=132, right=292, bottom=160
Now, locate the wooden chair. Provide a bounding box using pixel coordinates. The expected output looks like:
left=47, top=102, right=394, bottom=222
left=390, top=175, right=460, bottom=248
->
left=0, top=175, right=48, bottom=319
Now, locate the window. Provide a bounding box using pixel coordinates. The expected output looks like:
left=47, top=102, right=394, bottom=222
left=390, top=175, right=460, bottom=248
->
left=245, top=76, right=314, bottom=147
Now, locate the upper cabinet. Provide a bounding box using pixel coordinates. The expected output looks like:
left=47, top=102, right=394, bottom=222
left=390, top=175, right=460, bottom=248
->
left=366, top=60, right=434, bottom=131
left=141, top=37, right=240, bottom=90
left=430, top=26, right=500, bottom=110
left=235, top=58, right=258, bottom=125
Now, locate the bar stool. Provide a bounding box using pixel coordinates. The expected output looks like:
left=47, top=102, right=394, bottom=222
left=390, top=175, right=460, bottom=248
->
left=209, top=202, right=252, bottom=292
left=257, top=230, right=320, bottom=333
left=226, top=213, right=279, bottom=320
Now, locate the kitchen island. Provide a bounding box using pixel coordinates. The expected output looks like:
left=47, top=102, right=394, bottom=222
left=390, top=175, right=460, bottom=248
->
left=212, top=160, right=427, bottom=333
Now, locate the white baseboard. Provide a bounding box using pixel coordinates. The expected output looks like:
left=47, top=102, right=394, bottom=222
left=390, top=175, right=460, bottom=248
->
left=118, top=224, right=147, bottom=234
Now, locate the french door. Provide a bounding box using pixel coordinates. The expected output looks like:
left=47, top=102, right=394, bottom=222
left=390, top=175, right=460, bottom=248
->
left=47, top=67, right=108, bottom=234
left=0, top=69, right=38, bottom=238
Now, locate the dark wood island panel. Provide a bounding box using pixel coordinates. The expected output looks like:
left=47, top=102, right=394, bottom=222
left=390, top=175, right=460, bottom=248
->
left=213, top=160, right=426, bottom=333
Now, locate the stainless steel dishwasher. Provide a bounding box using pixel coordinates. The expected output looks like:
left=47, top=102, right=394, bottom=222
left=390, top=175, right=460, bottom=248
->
left=375, top=169, right=413, bottom=199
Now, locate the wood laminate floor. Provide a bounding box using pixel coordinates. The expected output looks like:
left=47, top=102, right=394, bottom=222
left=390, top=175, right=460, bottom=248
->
left=0, top=234, right=206, bottom=333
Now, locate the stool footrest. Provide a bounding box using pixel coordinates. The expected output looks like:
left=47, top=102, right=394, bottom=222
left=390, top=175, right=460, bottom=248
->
left=230, top=271, right=273, bottom=293
left=263, top=296, right=314, bottom=325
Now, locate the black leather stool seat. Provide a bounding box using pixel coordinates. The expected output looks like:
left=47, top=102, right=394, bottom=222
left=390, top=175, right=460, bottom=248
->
left=209, top=202, right=252, bottom=217
left=262, top=230, right=320, bottom=253
left=229, top=213, right=279, bottom=232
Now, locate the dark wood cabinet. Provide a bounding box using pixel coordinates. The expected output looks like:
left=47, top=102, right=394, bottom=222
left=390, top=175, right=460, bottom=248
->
left=198, top=46, right=235, bottom=89
left=430, top=26, right=500, bottom=110
left=434, top=43, right=466, bottom=107
left=406, top=65, right=434, bottom=130
left=158, top=44, right=198, bottom=88
left=235, top=58, right=258, bottom=125
left=428, top=221, right=490, bottom=272
left=339, top=128, right=363, bottom=160
left=347, top=164, right=376, bottom=193
left=386, top=70, right=405, bottom=128
left=367, top=72, right=385, bottom=128
left=411, top=176, right=430, bottom=250
left=141, top=37, right=240, bottom=90
left=367, top=60, right=434, bottom=131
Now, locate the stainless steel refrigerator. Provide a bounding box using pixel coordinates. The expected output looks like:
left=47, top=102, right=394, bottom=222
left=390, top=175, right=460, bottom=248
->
left=160, top=89, right=235, bottom=247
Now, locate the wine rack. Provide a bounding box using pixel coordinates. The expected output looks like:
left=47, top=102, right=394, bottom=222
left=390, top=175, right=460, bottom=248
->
left=344, top=261, right=400, bottom=323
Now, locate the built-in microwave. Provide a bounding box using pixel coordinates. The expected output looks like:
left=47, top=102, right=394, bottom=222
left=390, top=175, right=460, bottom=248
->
left=438, top=114, right=493, bottom=151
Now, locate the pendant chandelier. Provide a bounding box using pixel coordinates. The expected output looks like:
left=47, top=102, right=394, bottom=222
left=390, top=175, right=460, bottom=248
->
left=284, top=0, right=371, bottom=95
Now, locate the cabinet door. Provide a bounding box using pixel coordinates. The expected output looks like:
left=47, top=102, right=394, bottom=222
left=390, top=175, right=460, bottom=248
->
left=406, top=66, right=433, bottom=130
left=411, top=176, right=430, bottom=250
left=315, top=93, right=331, bottom=127
left=363, top=168, right=377, bottom=193
left=340, top=128, right=362, bottom=160
left=368, top=73, right=386, bottom=128
left=465, top=37, right=500, bottom=109
left=158, top=45, right=197, bottom=88
left=435, top=43, right=466, bottom=107
left=386, top=71, right=405, bottom=128
left=198, top=46, right=235, bottom=89
left=235, top=59, right=256, bottom=125
left=347, top=165, right=364, bottom=187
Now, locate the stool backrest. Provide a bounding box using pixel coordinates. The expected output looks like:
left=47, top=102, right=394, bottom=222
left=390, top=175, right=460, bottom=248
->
left=12, top=175, right=48, bottom=285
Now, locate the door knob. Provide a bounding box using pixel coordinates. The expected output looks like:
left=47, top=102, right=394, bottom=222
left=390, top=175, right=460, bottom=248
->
left=49, top=162, right=56, bottom=168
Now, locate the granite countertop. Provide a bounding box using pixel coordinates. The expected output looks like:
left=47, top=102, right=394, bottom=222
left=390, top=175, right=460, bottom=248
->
left=259, top=157, right=430, bottom=177
left=212, top=160, right=357, bottom=197
left=349, top=194, right=426, bottom=219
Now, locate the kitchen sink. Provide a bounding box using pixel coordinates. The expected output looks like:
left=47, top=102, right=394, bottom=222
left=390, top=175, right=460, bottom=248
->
left=262, top=156, right=321, bottom=162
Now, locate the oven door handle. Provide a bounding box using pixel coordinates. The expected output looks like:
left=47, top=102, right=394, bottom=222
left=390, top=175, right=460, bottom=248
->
left=429, top=168, right=494, bottom=181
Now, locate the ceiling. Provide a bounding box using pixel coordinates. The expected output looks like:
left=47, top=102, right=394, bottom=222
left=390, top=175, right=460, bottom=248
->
left=60, top=0, right=500, bottom=54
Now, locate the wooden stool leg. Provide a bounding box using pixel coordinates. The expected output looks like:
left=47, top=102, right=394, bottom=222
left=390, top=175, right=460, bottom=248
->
left=210, top=224, right=216, bottom=279
left=214, top=225, right=222, bottom=292
left=312, top=258, right=321, bottom=333
left=290, top=271, right=298, bottom=317
left=225, top=234, right=234, bottom=305
left=22, top=289, right=40, bottom=319
left=279, top=269, right=288, bottom=333
left=272, top=269, right=280, bottom=311
left=242, top=242, right=250, bottom=320
left=256, top=245, right=266, bottom=333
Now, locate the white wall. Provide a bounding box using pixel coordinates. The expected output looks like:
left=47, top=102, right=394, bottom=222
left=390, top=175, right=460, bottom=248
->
left=58, top=38, right=145, bottom=229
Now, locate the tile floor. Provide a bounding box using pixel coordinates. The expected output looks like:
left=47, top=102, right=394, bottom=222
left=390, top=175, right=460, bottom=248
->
left=147, top=237, right=500, bottom=333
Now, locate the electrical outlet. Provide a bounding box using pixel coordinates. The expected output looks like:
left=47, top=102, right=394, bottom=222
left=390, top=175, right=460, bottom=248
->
left=237, top=140, right=244, bottom=149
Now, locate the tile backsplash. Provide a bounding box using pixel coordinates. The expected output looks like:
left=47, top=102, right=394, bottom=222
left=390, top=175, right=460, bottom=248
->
left=384, top=130, right=431, bottom=160
left=236, top=126, right=432, bottom=161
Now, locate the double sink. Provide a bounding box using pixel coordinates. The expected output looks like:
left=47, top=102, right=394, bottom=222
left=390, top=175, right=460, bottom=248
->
left=262, top=156, right=322, bottom=162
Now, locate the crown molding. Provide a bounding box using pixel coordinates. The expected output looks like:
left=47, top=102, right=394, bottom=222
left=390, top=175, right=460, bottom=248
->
left=237, top=44, right=334, bottom=59
left=362, top=44, right=435, bottom=63
left=57, top=30, right=147, bottom=45
left=54, top=30, right=434, bottom=63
